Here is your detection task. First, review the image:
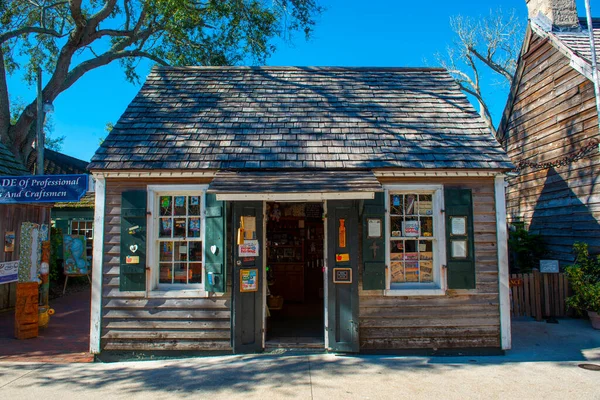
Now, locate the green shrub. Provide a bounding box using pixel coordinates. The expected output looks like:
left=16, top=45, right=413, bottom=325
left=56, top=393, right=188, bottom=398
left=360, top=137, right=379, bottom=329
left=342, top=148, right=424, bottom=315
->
left=508, top=223, right=546, bottom=273
left=565, top=242, right=600, bottom=314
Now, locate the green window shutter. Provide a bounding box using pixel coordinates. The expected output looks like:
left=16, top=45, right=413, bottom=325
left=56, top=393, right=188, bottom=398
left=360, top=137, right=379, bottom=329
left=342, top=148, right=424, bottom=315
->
left=120, top=190, right=147, bottom=291
left=204, top=194, right=226, bottom=292
left=444, top=188, right=476, bottom=289
left=362, top=192, right=386, bottom=290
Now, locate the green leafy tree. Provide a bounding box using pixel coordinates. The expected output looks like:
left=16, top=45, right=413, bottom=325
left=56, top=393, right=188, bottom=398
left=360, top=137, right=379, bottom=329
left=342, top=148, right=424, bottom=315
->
left=10, top=98, right=64, bottom=151
left=0, top=0, right=322, bottom=164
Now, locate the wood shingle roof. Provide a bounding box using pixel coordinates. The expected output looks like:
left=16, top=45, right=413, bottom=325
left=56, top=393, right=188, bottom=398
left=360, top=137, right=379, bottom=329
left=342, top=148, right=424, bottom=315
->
left=89, top=66, right=512, bottom=171
left=0, top=142, right=28, bottom=175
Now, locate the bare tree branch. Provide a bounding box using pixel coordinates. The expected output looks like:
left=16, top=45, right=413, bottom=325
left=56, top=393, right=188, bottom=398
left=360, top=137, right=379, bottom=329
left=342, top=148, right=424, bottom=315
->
left=0, top=26, right=64, bottom=44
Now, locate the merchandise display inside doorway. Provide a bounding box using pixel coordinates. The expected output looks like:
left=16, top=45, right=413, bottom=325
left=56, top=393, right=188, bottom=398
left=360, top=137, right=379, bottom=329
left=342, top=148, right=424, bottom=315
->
left=265, top=202, right=324, bottom=346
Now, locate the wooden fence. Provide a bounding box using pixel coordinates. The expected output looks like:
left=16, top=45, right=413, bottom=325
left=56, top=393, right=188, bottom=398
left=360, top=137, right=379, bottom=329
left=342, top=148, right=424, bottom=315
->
left=509, top=270, right=570, bottom=320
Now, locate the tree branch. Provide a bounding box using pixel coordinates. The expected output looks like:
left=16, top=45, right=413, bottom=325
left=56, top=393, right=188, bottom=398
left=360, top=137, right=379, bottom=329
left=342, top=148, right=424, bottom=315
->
left=468, top=46, right=514, bottom=81
left=0, top=26, right=64, bottom=45
left=69, top=0, right=85, bottom=27
left=0, top=49, right=11, bottom=144
left=61, top=49, right=168, bottom=92
left=89, top=0, right=118, bottom=30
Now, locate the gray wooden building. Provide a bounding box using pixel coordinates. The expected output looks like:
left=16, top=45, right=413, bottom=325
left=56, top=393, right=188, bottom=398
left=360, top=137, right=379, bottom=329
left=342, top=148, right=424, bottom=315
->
left=498, top=0, right=600, bottom=265
left=88, top=66, right=513, bottom=355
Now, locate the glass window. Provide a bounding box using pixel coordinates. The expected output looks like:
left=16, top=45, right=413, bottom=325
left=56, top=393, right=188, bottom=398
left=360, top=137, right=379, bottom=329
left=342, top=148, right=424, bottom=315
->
left=71, top=220, right=93, bottom=239
left=155, top=194, right=203, bottom=286
left=387, top=189, right=442, bottom=291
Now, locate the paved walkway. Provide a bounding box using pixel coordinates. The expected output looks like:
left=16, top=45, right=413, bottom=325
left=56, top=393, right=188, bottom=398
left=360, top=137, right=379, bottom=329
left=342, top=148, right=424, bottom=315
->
left=0, top=288, right=92, bottom=363
left=0, top=318, right=598, bottom=399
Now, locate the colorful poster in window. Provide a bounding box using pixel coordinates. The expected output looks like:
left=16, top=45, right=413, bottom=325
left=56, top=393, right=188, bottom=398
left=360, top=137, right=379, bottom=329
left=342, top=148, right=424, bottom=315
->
left=403, top=221, right=420, bottom=237
left=63, top=235, right=89, bottom=275
left=240, top=268, right=258, bottom=292
left=239, top=239, right=259, bottom=257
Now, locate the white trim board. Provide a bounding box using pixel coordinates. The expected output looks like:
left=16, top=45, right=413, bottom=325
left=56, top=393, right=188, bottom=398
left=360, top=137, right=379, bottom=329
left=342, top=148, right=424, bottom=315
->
left=495, top=174, right=511, bottom=350
left=89, top=176, right=106, bottom=354
left=215, top=192, right=375, bottom=201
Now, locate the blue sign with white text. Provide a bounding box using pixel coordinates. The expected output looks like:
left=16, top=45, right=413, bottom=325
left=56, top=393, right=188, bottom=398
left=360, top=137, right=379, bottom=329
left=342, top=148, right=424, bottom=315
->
left=0, top=174, right=89, bottom=204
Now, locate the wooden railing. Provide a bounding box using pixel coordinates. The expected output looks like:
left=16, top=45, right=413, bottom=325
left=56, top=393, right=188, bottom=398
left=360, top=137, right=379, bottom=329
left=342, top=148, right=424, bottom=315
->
left=509, top=270, right=570, bottom=320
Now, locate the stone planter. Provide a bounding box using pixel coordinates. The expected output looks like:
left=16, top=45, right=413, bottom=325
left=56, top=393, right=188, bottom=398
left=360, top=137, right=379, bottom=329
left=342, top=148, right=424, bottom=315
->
left=589, top=311, right=600, bottom=330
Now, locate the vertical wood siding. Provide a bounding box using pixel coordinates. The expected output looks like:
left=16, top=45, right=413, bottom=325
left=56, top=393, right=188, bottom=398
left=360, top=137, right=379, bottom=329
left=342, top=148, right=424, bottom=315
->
left=0, top=204, right=51, bottom=310
left=360, top=178, right=501, bottom=350
left=502, top=35, right=600, bottom=265
left=100, top=178, right=232, bottom=352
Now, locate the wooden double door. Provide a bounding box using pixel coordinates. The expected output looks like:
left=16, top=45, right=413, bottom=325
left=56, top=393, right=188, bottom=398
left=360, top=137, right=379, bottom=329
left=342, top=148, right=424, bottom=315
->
left=231, top=200, right=359, bottom=353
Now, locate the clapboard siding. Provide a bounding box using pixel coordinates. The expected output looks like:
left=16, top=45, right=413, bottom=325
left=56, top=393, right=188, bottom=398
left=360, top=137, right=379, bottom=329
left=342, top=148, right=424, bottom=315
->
left=99, top=177, right=232, bottom=352
left=0, top=204, right=51, bottom=310
left=360, top=178, right=501, bottom=350
left=502, top=34, right=600, bottom=266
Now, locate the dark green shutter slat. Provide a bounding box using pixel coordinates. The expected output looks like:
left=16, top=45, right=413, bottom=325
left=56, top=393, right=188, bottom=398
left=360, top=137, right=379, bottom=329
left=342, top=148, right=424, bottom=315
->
left=120, top=190, right=147, bottom=291
left=362, top=192, right=386, bottom=290
left=444, top=188, right=476, bottom=289
left=204, top=194, right=226, bottom=292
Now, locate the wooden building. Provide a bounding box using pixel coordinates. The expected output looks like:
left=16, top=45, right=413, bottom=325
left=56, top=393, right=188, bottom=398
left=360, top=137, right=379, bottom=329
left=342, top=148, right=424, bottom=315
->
left=88, top=66, right=513, bottom=355
left=0, top=143, right=51, bottom=310
left=498, top=0, right=600, bottom=265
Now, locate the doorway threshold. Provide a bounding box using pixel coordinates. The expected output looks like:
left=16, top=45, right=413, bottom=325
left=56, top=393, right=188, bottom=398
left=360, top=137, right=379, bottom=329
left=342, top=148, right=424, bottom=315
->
left=265, top=337, right=325, bottom=351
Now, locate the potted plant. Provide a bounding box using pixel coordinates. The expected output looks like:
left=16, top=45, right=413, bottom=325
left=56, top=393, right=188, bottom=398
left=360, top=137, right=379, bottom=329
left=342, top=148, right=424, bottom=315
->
left=565, top=243, right=600, bottom=329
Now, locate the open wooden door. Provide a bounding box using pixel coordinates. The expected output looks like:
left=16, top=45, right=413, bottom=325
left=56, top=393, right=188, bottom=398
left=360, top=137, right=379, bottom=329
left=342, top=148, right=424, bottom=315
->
left=232, top=201, right=264, bottom=353
left=326, top=200, right=359, bottom=352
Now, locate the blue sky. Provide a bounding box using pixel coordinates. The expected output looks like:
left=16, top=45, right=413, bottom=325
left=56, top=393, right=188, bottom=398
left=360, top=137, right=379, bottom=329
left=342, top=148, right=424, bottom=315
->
left=5, top=0, right=593, bottom=161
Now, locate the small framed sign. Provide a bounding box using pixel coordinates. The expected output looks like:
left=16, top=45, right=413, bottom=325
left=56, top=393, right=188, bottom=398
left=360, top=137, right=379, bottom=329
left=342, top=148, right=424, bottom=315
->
left=450, top=216, right=467, bottom=236
left=451, top=240, right=468, bottom=259
left=367, top=218, right=382, bottom=238
left=333, top=268, right=352, bottom=284
left=240, top=268, right=258, bottom=292
left=540, top=259, right=559, bottom=273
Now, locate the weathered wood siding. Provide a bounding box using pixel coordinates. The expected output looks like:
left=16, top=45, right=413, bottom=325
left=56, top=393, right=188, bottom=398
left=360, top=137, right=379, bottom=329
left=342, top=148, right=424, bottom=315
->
left=0, top=204, right=51, bottom=310
left=100, top=178, right=232, bottom=352
left=502, top=35, right=600, bottom=265
left=360, top=177, right=501, bottom=350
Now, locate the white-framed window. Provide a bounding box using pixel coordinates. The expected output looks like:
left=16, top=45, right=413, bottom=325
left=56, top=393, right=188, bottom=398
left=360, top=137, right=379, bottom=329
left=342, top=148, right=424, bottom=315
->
left=385, top=185, right=447, bottom=296
left=71, top=220, right=93, bottom=239
left=147, top=185, right=207, bottom=293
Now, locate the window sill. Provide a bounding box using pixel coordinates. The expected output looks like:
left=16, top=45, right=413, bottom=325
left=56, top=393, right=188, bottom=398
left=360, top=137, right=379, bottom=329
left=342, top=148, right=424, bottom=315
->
left=384, top=288, right=446, bottom=297
left=148, top=289, right=209, bottom=298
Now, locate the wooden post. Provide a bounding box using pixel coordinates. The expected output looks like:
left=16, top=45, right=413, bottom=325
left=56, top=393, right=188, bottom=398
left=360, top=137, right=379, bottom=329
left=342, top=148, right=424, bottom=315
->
left=533, top=268, right=543, bottom=321
left=15, top=282, right=39, bottom=339
left=543, top=273, right=551, bottom=318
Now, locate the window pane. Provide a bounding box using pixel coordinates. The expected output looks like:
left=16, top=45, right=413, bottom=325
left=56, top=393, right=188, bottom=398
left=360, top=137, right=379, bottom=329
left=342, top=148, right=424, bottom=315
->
left=404, top=194, right=417, bottom=215
left=160, top=196, right=172, bottom=216
left=405, top=262, right=419, bottom=282
left=188, top=218, right=201, bottom=238
left=391, top=261, right=404, bottom=283
left=390, top=216, right=403, bottom=238
left=403, top=217, right=419, bottom=237
left=189, top=242, right=203, bottom=262
left=418, top=194, right=433, bottom=215
left=175, top=242, right=188, bottom=262
left=174, top=218, right=186, bottom=237
left=159, top=242, right=173, bottom=261
left=390, top=240, right=403, bottom=261
left=188, top=196, right=201, bottom=215
left=173, top=263, right=188, bottom=283
left=420, top=217, right=433, bottom=237
left=174, top=196, right=186, bottom=216
left=159, top=264, right=172, bottom=283
left=159, top=218, right=172, bottom=238
left=390, top=194, right=403, bottom=215
left=189, top=263, right=202, bottom=283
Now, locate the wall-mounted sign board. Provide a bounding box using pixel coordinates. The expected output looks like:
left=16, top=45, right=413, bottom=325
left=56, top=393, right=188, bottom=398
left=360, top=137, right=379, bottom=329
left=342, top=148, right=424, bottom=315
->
left=540, top=260, right=559, bottom=273
left=240, top=268, right=258, bottom=292
left=0, top=174, right=89, bottom=203
left=0, top=260, right=19, bottom=284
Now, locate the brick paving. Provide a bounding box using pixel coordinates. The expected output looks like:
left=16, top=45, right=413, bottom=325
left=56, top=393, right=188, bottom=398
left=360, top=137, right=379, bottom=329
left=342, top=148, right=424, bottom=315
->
left=0, top=287, right=93, bottom=363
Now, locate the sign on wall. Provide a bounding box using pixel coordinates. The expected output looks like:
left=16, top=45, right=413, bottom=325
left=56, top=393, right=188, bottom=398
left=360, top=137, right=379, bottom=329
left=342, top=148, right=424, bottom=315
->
left=0, top=260, right=19, bottom=284
left=0, top=174, right=89, bottom=204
